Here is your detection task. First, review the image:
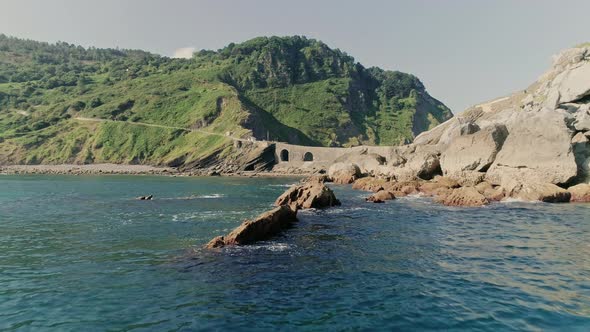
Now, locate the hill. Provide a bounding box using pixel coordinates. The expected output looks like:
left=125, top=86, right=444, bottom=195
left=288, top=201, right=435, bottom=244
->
left=0, top=34, right=452, bottom=167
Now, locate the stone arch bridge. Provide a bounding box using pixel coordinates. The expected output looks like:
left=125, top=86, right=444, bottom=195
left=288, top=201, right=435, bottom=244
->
left=270, top=142, right=396, bottom=167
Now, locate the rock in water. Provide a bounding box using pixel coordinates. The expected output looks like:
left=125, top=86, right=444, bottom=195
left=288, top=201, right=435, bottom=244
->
left=327, top=162, right=361, bottom=184
left=514, top=183, right=571, bottom=203
left=136, top=195, right=153, bottom=200
left=205, top=206, right=297, bottom=249
left=366, top=190, right=396, bottom=203
left=435, top=187, right=489, bottom=207
left=275, top=181, right=341, bottom=210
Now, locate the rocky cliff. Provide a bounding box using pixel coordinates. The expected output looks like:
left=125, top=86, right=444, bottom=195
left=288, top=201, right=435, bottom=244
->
left=347, top=44, right=590, bottom=201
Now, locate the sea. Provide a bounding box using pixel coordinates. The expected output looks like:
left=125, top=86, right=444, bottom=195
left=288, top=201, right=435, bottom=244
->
left=1, top=175, right=589, bottom=331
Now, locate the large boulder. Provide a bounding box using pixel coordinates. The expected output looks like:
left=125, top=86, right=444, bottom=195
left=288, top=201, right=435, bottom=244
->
left=205, top=205, right=298, bottom=248
left=275, top=180, right=340, bottom=210
left=513, top=183, right=571, bottom=203
left=485, top=108, right=578, bottom=187
left=435, top=187, right=489, bottom=207
left=567, top=183, right=590, bottom=202
left=440, top=124, right=508, bottom=175
left=328, top=162, right=361, bottom=184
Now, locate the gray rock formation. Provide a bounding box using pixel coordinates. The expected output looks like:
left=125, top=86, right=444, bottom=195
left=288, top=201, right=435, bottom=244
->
left=387, top=44, right=590, bottom=199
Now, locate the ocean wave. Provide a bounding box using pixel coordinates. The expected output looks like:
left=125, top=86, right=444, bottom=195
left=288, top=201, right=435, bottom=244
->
left=228, top=242, right=295, bottom=252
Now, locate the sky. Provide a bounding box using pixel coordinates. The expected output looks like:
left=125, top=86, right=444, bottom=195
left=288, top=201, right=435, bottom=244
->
left=1, top=0, right=589, bottom=113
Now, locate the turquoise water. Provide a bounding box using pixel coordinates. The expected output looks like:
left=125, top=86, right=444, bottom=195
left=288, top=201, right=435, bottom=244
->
left=1, top=175, right=589, bottom=331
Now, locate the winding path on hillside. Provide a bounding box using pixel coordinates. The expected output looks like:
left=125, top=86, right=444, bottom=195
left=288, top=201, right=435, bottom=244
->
left=73, top=116, right=249, bottom=142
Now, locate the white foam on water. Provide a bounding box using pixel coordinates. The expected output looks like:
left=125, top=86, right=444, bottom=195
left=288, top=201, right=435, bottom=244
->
left=500, top=198, right=541, bottom=204
left=198, top=194, right=225, bottom=199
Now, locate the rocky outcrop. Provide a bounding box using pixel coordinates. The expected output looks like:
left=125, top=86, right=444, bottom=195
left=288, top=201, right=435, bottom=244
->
left=328, top=162, right=361, bottom=184
left=383, top=44, right=590, bottom=199
left=205, top=205, right=298, bottom=248
left=568, top=183, right=590, bottom=202
left=274, top=180, right=341, bottom=210
left=206, top=177, right=342, bottom=249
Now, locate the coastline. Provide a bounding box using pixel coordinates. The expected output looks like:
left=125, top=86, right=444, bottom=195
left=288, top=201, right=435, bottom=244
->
left=0, top=164, right=306, bottom=178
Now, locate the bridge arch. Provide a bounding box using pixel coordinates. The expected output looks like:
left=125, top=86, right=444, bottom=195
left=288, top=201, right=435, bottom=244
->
left=280, top=149, right=289, bottom=162
left=303, top=152, right=314, bottom=161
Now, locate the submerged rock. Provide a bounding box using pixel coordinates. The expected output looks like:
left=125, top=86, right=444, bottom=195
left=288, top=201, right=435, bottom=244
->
left=205, top=205, right=298, bottom=249
left=275, top=180, right=341, bottom=210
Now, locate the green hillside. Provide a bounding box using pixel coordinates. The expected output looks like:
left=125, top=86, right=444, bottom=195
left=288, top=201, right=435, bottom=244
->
left=0, top=34, right=452, bottom=166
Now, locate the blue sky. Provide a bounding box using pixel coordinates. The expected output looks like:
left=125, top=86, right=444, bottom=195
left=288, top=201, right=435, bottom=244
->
left=1, top=0, right=589, bottom=113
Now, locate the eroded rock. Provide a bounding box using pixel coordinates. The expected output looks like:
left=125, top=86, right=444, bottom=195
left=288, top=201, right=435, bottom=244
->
left=435, top=187, right=489, bottom=207
left=205, top=205, right=297, bottom=249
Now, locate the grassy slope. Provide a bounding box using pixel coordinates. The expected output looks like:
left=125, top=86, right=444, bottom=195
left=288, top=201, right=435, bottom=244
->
left=0, top=35, right=453, bottom=166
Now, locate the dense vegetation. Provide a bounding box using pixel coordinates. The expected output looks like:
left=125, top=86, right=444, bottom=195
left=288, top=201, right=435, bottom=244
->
left=0, top=34, right=452, bottom=166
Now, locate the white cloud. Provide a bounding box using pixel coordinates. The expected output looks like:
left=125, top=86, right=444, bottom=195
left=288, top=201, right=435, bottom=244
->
left=172, top=47, right=196, bottom=59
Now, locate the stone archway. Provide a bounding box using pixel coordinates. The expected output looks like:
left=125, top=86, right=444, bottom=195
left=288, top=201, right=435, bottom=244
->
left=303, top=152, right=314, bottom=161
left=280, top=149, right=289, bottom=162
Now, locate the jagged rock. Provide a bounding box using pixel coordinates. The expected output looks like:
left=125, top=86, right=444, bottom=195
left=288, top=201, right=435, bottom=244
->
left=435, top=187, right=489, bottom=207
left=275, top=181, right=340, bottom=210
left=205, top=205, right=297, bottom=249
left=513, top=183, right=571, bottom=203
left=205, top=236, right=225, bottom=249
left=568, top=183, right=590, bottom=202
left=136, top=195, right=153, bottom=200
left=440, top=124, right=508, bottom=174
left=328, top=162, right=361, bottom=184
left=366, top=190, right=396, bottom=203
